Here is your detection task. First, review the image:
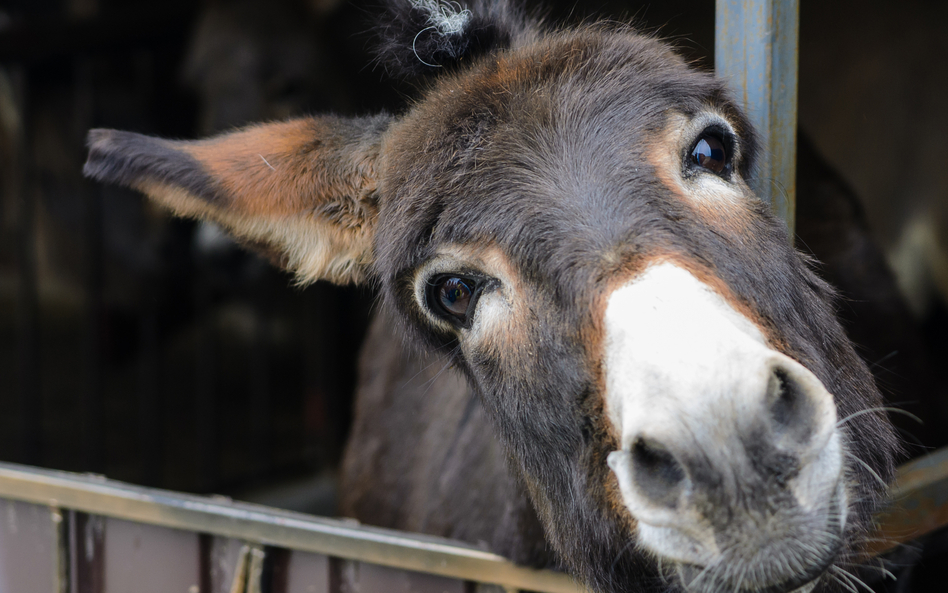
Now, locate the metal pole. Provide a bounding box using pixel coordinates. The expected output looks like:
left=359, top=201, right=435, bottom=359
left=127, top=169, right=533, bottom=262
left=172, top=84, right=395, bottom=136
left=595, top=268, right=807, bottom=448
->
left=715, top=0, right=799, bottom=237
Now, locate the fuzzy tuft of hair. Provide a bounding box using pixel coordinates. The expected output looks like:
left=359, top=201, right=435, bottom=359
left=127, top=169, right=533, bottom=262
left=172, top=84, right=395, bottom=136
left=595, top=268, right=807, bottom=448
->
left=372, top=0, right=534, bottom=79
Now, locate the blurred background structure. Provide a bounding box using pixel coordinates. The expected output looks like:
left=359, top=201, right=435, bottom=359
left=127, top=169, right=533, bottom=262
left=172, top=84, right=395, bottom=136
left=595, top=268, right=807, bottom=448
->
left=1, top=0, right=946, bottom=517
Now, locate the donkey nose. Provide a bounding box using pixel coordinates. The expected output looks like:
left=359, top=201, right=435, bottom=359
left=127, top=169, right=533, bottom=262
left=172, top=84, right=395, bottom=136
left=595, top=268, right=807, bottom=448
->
left=626, top=437, right=687, bottom=509
left=767, top=364, right=831, bottom=454
left=609, top=360, right=838, bottom=514
left=603, top=264, right=845, bottom=584
left=763, top=359, right=838, bottom=463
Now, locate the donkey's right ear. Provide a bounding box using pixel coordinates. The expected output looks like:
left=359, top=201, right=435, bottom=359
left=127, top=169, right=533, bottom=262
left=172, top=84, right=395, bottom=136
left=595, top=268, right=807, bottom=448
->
left=84, top=115, right=391, bottom=285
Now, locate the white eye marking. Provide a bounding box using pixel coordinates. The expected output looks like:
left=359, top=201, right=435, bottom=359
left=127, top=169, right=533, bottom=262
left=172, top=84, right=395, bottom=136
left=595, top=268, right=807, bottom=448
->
left=652, top=111, right=752, bottom=208
left=411, top=246, right=516, bottom=336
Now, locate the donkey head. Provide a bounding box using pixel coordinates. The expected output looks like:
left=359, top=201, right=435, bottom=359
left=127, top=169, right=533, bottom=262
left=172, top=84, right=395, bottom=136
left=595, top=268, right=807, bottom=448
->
left=84, top=2, right=897, bottom=592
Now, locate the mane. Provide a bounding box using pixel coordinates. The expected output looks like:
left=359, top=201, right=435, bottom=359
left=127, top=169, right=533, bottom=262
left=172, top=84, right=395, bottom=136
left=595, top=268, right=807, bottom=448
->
left=372, top=0, right=537, bottom=78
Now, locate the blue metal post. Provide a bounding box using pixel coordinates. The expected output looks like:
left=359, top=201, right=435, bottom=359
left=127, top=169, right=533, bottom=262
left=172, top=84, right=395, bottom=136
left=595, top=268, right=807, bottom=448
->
left=715, top=0, right=799, bottom=236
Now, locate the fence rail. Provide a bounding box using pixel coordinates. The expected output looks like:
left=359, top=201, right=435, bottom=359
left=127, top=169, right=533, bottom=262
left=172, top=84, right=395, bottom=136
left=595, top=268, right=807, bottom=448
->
left=0, top=462, right=585, bottom=593
left=4, top=446, right=948, bottom=593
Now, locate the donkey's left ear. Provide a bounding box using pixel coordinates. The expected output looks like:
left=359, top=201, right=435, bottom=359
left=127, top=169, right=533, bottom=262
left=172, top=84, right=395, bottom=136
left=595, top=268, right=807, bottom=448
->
left=84, top=115, right=391, bottom=285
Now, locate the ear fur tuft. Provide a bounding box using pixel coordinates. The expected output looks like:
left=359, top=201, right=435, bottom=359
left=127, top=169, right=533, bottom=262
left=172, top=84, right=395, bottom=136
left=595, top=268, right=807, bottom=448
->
left=84, top=129, right=220, bottom=205
left=84, top=116, right=392, bottom=286
left=373, top=0, right=535, bottom=79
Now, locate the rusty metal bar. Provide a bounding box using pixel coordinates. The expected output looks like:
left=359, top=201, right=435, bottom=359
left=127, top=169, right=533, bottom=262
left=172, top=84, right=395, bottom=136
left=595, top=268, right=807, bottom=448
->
left=715, top=0, right=799, bottom=236
left=867, top=447, right=948, bottom=556
left=0, top=462, right=584, bottom=593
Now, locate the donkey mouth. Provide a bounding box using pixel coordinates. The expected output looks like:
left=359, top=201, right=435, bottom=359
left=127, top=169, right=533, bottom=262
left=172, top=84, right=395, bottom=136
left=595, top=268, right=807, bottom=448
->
left=676, top=546, right=836, bottom=593
left=674, top=490, right=844, bottom=593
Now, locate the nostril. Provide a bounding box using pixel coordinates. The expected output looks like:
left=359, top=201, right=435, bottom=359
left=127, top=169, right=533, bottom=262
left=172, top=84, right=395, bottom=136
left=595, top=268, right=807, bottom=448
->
left=768, top=367, right=815, bottom=444
left=769, top=368, right=798, bottom=428
left=631, top=437, right=686, bottom=508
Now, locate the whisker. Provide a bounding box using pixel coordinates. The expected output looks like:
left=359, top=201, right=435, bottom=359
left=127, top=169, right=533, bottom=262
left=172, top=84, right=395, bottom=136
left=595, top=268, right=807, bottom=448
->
left=835, top=558, right=897, bottom=582
left=419, top=344, right=463, bottom=396
left=655, top=556, right=668, bottom=585
left=831, top=565, right=874, bottom=593
left=399, top=338, right=460, bottom=388
left=609, top=537, right=636, bottom=573
left=829, top=572, right=859, bottom=593
left=867, top=349, right=899, bottom=370
left=733, top=561, right=749, bottom=593
left=893, top=425, right=929, bottom=451
left=877, top=562, right=897, bottom=581
left=837, top=406, right=922, bottom=428
left=853, top=536, right=900, bottom=545
left=845, top=452, right=889, bottom=490
left=686, top=557, right=720, bottom=593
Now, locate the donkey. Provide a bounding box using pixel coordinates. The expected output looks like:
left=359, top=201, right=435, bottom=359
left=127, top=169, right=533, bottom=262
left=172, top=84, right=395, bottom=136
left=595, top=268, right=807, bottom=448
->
left=83, top=1, right=898, bottom=591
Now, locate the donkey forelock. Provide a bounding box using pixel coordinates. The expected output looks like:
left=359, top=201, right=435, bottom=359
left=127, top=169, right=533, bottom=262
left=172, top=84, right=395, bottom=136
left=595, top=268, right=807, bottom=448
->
left=373, top=0, right=535, bottom=78
left=83, top=2, right=898, bottom=592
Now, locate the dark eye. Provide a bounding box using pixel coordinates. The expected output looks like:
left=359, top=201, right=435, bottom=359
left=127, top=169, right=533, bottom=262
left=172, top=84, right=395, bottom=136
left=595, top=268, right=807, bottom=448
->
left=690, top=134, right=728, bottom=175
left=427, top=275, right=482, bottom=327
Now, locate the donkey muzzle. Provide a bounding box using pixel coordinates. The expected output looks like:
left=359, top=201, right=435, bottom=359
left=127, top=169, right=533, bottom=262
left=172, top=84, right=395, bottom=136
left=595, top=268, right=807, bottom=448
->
left=602, top=263, right=845, bottom=592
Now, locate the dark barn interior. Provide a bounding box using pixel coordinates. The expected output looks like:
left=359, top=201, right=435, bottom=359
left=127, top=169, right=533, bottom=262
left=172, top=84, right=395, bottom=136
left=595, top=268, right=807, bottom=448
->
left=1, top=0, right=947, bottom=589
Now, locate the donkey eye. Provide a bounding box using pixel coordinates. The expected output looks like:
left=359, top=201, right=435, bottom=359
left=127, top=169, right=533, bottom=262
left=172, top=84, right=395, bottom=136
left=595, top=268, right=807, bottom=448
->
left=690, top=134, right=728, bottom=175
left=427, top=275, right=482, bottom=327
left=439, top=277, right=473, bottom=316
